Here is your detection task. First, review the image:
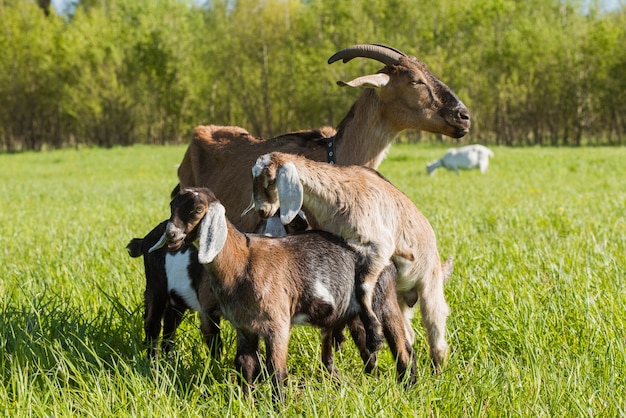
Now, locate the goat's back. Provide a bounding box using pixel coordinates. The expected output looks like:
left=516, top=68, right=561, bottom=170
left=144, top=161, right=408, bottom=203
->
left=273, top=154, right=442, bottom=292
left=214, top=230, right=364, bottom=330
left=295, top=157, right=438, bottom=254
left=178, top=125, right=335, bottom=232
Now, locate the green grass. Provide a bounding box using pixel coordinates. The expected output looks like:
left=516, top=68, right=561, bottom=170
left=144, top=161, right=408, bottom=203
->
left=1, top=144, right=624, bottom=417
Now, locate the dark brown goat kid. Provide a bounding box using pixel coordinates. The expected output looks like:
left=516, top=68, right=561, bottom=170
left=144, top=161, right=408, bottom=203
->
left=176, top=44, right=470, bottom=233
left=152, top=187, right=416, bottom=398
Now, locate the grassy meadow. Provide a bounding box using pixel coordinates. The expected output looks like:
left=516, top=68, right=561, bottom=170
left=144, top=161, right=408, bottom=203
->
left=0, top=144, right=624, bottom=417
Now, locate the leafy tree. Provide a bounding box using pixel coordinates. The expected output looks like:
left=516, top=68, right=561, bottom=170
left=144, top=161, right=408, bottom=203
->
left=0, top=0, right=624, bottom=150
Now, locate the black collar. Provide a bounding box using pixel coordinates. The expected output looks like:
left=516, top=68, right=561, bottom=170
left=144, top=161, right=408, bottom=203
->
left=326, top=136, right=337, bottom=164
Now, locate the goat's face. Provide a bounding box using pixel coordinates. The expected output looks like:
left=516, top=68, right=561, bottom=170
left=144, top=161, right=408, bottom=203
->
left=378, top=57, right=470, bottom=138
left=250, top=157, right=281, bottom=220
left=249, top=155, right=304, bottom=226
left=165, top=188, right=212, bottom=251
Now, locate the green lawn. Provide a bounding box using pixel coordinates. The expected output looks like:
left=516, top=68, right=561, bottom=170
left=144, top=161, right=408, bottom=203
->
left=1, top=144, right=624, bottom=417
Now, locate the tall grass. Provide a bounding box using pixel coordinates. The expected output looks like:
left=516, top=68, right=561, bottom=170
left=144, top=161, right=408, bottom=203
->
left=1, top=144, right=624, bottom=417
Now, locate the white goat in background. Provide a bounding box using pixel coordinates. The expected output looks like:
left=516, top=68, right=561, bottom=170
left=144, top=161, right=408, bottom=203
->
left=426, top=144, right=494, bottom=175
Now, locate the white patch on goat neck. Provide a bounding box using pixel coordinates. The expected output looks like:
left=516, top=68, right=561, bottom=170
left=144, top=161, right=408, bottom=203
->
left=314, top=280, right=335, bottom=307
left=165, top=251, right=202, bottom=312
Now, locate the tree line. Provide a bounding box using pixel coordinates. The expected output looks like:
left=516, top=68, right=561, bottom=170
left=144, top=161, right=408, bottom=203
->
left=1, top=0, right=625, bottom=152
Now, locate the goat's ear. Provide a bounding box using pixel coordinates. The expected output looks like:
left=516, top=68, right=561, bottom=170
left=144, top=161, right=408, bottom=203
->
left=337, top=73, right=390, bottom=89
left=148, top=233, right=167, bottom=253
left=197, top=202, right=228, bottom=264
left=277, top=162, right=303, bottom=225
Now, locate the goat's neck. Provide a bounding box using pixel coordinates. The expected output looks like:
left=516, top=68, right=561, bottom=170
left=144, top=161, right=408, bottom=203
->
left=209, top=222, right=249, bottom=291
left=294, top=161, right=353, bottom=229
left=335, top=89, right=397, bottom=169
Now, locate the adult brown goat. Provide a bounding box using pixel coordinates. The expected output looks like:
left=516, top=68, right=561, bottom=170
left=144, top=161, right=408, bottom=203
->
left=176, top=44, right=470, bottom=233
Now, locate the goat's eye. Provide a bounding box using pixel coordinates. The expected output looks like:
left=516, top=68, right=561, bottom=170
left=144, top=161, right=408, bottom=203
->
left=268, top=179, right=276, bottom=186
left=411, top=80, right=424, bottom=86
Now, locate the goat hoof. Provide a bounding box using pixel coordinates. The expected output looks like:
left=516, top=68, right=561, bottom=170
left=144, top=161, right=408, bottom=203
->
left=365, top=365, right=379, bottom=378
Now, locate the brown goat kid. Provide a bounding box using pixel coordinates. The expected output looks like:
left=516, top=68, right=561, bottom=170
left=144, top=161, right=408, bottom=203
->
left=153, top=187, right=416, bottom=398
left=176, top=44, right=470, bottom=233
left=249, top=152, right=454, bottom=370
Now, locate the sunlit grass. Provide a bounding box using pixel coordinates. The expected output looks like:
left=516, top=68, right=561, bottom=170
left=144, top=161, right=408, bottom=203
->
left=1, top=144, right=624, bottom=416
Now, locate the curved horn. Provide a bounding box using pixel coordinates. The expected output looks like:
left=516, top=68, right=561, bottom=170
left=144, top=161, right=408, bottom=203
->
left=327, top=44, right=406, bottom=66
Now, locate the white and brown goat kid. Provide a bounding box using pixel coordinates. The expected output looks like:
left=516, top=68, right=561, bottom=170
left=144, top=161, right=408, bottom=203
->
left=247, top=152, right=454, bottom=370
left=152, top=187, right=416, bottom=397
left=127, top=221, right=222, bottom=358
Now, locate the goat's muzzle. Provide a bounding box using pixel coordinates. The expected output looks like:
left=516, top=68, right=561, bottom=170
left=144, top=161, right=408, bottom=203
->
left=165, top=223, right=186, bottom=251
left=449, top=105, right=471, bottom=138
left=257, top=207, right=273, bottom=219
left=243, top=199, right=275, bottom=220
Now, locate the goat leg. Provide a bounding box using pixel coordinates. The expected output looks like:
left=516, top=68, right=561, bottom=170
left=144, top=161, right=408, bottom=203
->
left=355, top=281, right=385, bottom=352
left=143, top=288, right=167, bottom=359
left=321, top=328, right=340, bottom=376
left=418, top=279, right=450, bottom=372
left=346, top=318, right=378, bottom=376
left=331, top=328, right=346, bottom=350
left=199, top=308, right=222, bottom=359
left=161, top=304, right=186, bottom=356
left=234, top=331, right=261, bottom=398
left=197, top=274, right=222, bottom=358
left=355, top=258, right=387, bottom=352
left=374, top=265, right=417, bottom=385
left=265, top=327, right=290, bottom=403
left=380, top=306, right=416, bottom=386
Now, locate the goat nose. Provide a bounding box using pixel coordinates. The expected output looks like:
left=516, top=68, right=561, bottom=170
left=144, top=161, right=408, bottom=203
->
left=453, top=106, right=471, bottom=135
left=165, top=226, right=182, bottom=241
left=457, top=107, right=470, bottom=121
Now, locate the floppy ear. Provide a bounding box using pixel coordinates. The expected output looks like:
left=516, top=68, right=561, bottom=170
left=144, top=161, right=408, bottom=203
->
left=276, top=162, right=303, bottom=225
left=337, top=73, right=390, bottom=89
left=197, top=202, right=228, bottom=264
left=148, top=233, right=167, bottom=253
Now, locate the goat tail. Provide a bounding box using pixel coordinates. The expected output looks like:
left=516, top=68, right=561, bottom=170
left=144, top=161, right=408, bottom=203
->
left=441, top=257, right=454, bottom=284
